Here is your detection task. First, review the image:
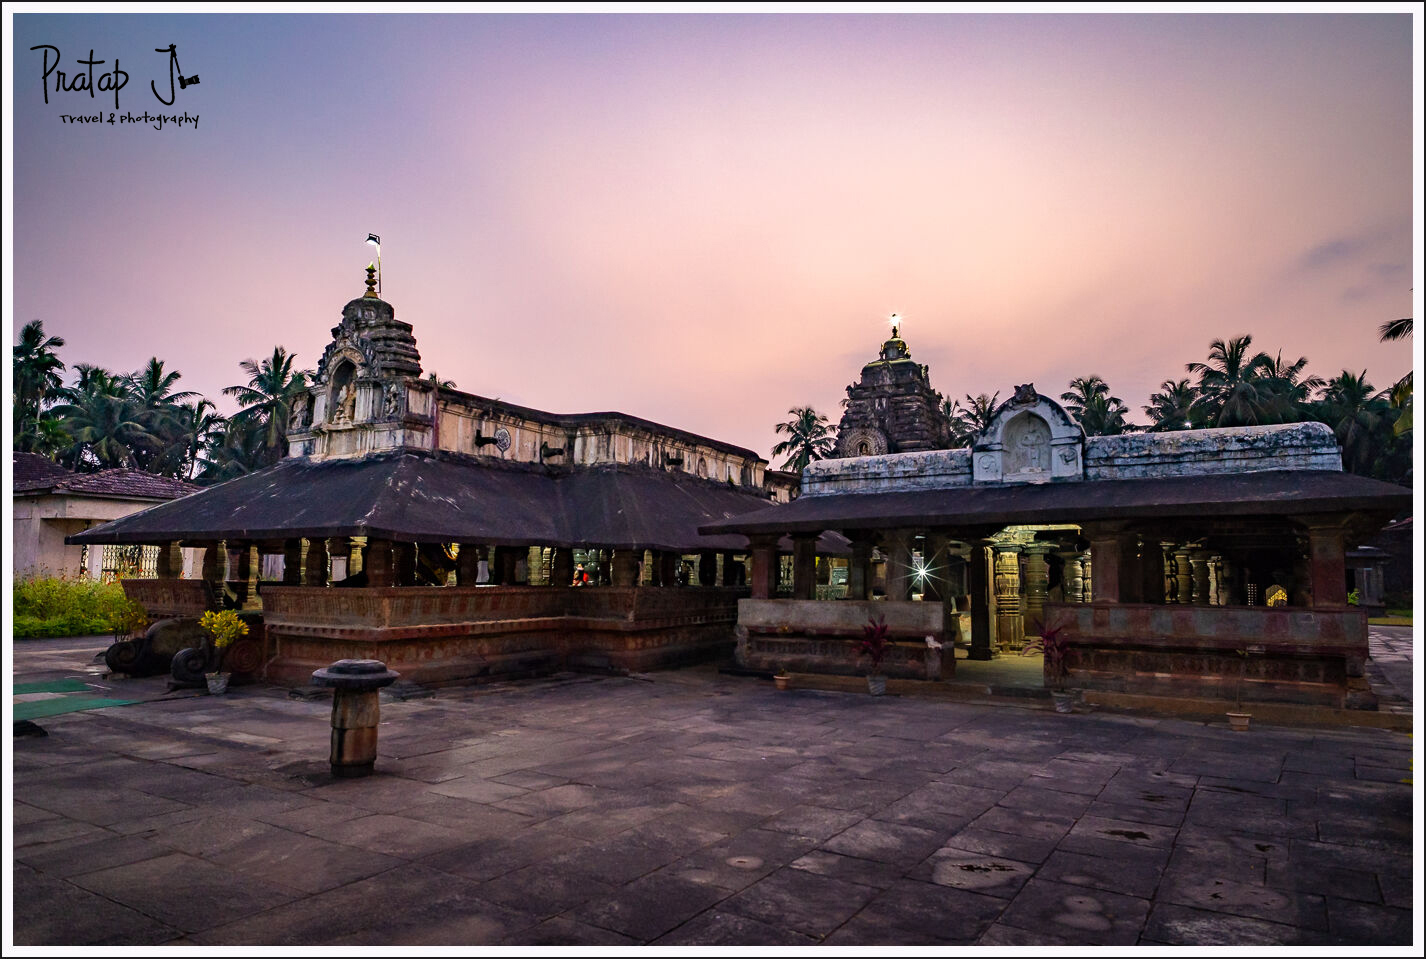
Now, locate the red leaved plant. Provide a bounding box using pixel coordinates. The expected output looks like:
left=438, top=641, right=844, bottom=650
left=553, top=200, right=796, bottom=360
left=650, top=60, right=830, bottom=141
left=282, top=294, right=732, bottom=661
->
left=857, top=615, right=895, bottom=675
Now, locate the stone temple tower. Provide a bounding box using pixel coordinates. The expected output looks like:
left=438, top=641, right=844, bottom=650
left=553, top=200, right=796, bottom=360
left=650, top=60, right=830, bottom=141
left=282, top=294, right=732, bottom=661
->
left=833, top=317, right=953, bottom=457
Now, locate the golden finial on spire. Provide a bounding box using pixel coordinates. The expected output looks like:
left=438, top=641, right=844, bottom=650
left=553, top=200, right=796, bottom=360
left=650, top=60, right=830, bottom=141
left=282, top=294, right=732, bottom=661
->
left=364, top=263, right=378, bottom=298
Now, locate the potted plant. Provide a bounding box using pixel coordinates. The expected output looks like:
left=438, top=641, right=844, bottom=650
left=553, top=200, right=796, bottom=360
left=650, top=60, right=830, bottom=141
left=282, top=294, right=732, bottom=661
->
left=857, top=616, right=895, bottom=696
left=1227, top=648, right=1252, bottom=731
left=198, top=609, right=249, bottom=694
left=1022, top=624, right=1074, bottom=713
left=773, top=661, right=792, bottom=692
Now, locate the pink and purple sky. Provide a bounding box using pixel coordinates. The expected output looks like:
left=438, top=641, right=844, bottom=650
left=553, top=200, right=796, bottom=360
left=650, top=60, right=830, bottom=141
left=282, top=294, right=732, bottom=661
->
left=9, top=10, right=1420, bottom=465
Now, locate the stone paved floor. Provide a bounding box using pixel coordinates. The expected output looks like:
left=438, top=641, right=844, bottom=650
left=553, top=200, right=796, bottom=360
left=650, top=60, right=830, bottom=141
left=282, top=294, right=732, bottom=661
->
left=8, top=634, right=1419, bottom=947
left=1368, top=625, right=1415, bottom=713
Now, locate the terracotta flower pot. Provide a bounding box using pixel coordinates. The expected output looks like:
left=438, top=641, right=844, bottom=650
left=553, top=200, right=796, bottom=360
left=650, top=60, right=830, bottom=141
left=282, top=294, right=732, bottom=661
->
left=774, top=674, right=791, bottom=692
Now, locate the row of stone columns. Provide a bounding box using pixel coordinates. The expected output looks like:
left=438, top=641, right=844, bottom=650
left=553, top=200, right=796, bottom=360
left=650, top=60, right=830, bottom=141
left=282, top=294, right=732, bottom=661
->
left=160, top=538, right=746, bottom=593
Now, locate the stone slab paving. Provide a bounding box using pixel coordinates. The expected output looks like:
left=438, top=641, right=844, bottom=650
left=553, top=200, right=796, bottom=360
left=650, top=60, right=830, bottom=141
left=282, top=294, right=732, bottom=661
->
left=8, top=637, right=1419, bottom=947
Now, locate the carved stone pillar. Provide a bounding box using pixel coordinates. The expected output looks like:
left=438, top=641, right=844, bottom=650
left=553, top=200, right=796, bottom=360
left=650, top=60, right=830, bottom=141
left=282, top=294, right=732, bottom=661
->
left=1022, top=544, right=1051, bottom=629
left=791, top=533, right=818, bottom=600
left=276, top=539, right=299, bottom=586
left=612, top=549, right=640, bottom=587
left=393, top=542, right=417, bottom=587
left=1301, top=519, right=1349, bottom=607
left=456, top=544, right=480, bottom=586
left=968, top=540, right=994, bottom=661
left=1081, top=555, right=1092, bottom=603
left=1173, top=548, right=1193, bottom=605
left=348, top=539, right=364, bottom=576
left=698, top=551, right=717, bottom=588
left=1160, top=543, right=1178, bottom=604
left=1217, top=556, right=1236, bottom=606
left=552, top=548, right=575, bottom=588
left=1063, top=552, right=1084, bottom=603
left=720, top=551, right=740, bottom=586
left=243, top=544, right=261, bottom=609
left=1190, top=550, right=1212, bottom=605
left=847, top=534, right=874, bottom=601
left=303, top=538, right=328, bottom=586
left=365, top=539, right=394, bottom=588
left=659, top=551, right=679, bottom=588
left=1083, top=525, right=1129, bottom=603
left=749, top=536, right=780, bottom=600
left=883, top=530, right=913, bottom=602
left=201, top=543, right=223, bottom=591
left=993, top=544, right=1023, bottom=648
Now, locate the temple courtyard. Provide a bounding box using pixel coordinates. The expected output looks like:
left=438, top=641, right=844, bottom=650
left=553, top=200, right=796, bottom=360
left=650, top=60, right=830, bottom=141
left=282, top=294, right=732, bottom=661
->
left=10, top=629, right=1417, bottom=947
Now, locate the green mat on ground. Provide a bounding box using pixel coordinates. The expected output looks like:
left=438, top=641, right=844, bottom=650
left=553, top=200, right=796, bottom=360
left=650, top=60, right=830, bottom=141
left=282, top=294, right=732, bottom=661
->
left=15, top=697, right=139, bottom=721
left=14, top=678, right=93, bottom=694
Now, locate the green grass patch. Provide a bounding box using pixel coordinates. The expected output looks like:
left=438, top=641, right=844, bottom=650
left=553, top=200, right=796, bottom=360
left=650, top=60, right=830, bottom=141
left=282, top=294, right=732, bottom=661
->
left=12, top=576, right=132, bottom=639
left=1369, top=616, right=1412, bottom=627
left=14, top=697, right=139, bottom=721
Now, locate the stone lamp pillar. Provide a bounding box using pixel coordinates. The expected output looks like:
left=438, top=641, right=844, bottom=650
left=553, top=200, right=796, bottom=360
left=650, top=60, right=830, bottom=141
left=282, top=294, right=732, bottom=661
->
left=311, top=660, right=401, bottom=778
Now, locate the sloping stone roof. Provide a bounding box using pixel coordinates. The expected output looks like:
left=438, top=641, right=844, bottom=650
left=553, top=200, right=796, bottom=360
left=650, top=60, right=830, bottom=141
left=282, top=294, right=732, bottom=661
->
left=12, top=452, right=200, bottom=500
left=66, top=450, right=786, bottom=552
left=701, top=469, right=1412, bottom=535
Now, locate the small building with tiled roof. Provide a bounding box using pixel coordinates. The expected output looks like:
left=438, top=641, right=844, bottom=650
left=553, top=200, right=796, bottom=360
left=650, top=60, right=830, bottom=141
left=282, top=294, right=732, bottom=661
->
left=12, top=452, right=201, bottom=579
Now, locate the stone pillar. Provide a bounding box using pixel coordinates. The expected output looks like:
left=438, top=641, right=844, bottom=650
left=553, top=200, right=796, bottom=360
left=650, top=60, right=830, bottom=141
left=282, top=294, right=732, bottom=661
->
left=658, top=551, right=679, bottom=588
left=1063, top=552, right=1084, bottom=603
left=1173, top=548, right=1193, bottom=605
left=1190, top=550, right=1212, bottom=605
left=349, top=539, right=364, bottom=576
left=749, top=536, right=780, bottom=600
left=280, top=539, right=302, bottom=586
left=718, top=550, right=741, bottom=587
left=1022, top=544, right=1051, bottom=629
left=993, top=544, right=1023, bottom=647
left=201, top=544, right=223, bottom=591
left=791, top=533, right=818, bottom=600
left=303, top=538, right=328, bottom=586
left=311, top=660, right=400, bottom=779
left=1160, top=543, right=1178, bottom=603
left=922, top=534, right=949, bottom=601
left=883, top=530, right=913, bottom=602
left=967, top=540, right=994, bottom=661
left=552, top=548, right=575, bottom=588
left=1083, top=526, right=1127, bottom=603
left=612, top=549, right=640, bottom=587
left=392, top=542, right=416, bottom=587
left=365, top=539, right=394, bottom=588
left=456, top=544, right=480, bottom=586
left=1139, top=544, right=1165, bottom=604
left=698, top=551, right=717, bottom=587
left=847, top=535, right=874, bottom=601
left=1302, top=520, right=1349, bottom=607
left=1081, top=556, right=1092, bottom=603
left=1217, top=557, right=1236, bottom=606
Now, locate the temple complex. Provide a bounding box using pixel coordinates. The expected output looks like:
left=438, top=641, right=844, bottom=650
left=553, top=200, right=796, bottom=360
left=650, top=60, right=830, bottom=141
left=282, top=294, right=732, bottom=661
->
left=71, top=268, right=802, bottom=686
left=705, top=335, right=1411, bottom=711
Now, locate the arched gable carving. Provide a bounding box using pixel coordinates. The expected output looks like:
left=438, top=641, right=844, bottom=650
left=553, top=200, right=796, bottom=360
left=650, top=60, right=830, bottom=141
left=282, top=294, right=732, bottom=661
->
left=972, top=385, right=1084, bottom=484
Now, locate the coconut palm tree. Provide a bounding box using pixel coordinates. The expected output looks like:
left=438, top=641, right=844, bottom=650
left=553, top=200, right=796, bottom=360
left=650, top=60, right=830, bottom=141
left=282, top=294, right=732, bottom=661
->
left=1255, top=351, right=1324, bottom=424
left=1060, top=376, right=1135, bottom=436
left=1143, top=379, right=1202, bottom=432
left=222, top=347, right=311, bottom=468
left=948, top=392, right=1000, bottom=446
left=173, top=398, right=227, bottom=480
left=199, top=417, right=270, bottom=484
left=1379, top=315, right=1412, bottom=439
left=1314, top=371, right=1390, bottom=475
left=12, top=320, right=67, bottom=448
left=771, top=407, right=836, bottom=473
left=1186, top=335, right=1275, bottom=427
left=1378, top=317, right=1412, bottom=341
left=49, top=367, right=157, bottom=470
left=425, top=371, right=456, bottom=389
